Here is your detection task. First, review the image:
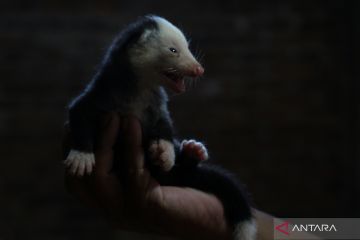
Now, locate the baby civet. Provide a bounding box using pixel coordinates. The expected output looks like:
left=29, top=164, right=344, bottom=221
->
left=64, top=15, right=256, bottom=240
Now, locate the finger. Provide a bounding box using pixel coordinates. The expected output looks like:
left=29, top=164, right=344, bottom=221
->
left=78, top=159, right=86, bottom=177
left=85, top=158, right=93, bottom=175
left=70, top=159, right=79, bottom=175
left=93, top=113, right=123, bottom=209
left=122, top=116, right=144, bottom=171
left=63, top=159, right=71, bottom=166
left=120, top=117, right=160, bottom=205
left=94, top=112, right=121, bottom=176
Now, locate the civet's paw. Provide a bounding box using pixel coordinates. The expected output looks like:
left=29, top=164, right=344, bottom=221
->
left=64, top=149, right=95, bottom=177
left=180, top=139, right=209, bottom=162
left=149, top=139, right=175, bottom=171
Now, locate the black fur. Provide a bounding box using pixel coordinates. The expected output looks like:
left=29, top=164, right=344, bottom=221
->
left=154, top=150, right=253, bottom=225
left=67, top=16, right=163, bottom=151
left=66, top=15, right=253, bottom=232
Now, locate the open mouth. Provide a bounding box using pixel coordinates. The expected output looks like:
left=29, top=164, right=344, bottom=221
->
left=162, top=71, right=186, bottom=93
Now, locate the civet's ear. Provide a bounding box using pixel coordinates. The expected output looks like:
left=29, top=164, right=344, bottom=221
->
left=139, top=29, right=155, bottom=44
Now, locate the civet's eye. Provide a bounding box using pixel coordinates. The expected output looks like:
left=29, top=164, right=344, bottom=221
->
left=169, top=47, right=177, bottom=53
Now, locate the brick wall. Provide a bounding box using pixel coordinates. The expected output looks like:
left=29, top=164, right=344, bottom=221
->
left=0, top=1, right=359, bottom=239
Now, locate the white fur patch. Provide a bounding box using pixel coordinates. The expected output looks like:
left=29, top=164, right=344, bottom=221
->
left=149, top=139, right=175, bottom=171
left=153, top=16, right=189, bottom=46
left=180, top=139, right=209, bottom=161
left=64, top=149, right=95, bottom=177
left=234, top=219, right=257, bottom=240
left=139, top=29, right=153, bottom=43
left=128, top=16, right=199, bottom=90
left=154, top=16, right=199, bottom=67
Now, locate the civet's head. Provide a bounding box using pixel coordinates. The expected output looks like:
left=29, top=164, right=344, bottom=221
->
left=128, top=15, right=204, bottom=93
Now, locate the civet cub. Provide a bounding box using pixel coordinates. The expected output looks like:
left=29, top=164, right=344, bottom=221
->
left=64, top=15, right=256, bottom=240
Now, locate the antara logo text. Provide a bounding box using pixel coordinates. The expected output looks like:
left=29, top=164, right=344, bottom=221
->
left=275, top=221, right=337, bottom=235
left=292, top=224, right=337, bottom=232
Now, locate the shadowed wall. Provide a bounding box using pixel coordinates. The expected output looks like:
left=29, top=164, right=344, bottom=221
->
left=0, top=0, right=359, bottom=239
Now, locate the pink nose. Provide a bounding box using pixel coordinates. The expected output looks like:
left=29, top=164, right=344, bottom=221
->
left=191, top=64, right=204, bottom=77
left=188, top=64, right=204, bottom=77
left=195, top=65, right=205, bottom=77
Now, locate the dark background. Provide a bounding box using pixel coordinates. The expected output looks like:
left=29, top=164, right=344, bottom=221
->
left=1, top=0, right=359, bottom=239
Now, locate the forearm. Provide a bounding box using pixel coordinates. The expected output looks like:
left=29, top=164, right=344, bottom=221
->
left=156, top=186, right=233, bottom=240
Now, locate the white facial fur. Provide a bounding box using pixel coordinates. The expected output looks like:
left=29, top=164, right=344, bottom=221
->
left=129, top=16, right=202, bottom=90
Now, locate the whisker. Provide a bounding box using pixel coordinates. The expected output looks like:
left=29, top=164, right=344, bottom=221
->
left=194, top=44, right=205, bottom=65
left=197, top=51, right=205, bottom=65
left=191, top=77, right=195, bottom=89
left=164, top=67, right=180, bottom=74
left=186, top=78, right=191, bottom=90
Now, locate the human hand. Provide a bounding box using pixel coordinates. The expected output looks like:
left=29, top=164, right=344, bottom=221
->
left=64, top=112, right=233, bottom=240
